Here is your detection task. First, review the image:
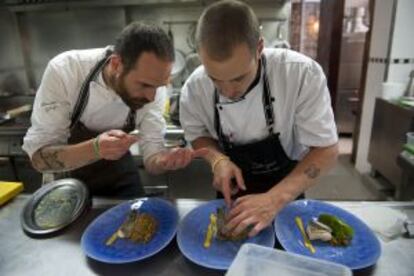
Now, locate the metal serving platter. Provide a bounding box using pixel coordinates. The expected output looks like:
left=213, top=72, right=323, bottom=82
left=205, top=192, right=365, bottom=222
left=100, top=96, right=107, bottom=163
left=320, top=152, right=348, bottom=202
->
left=21, top=178, right=90, bottom=236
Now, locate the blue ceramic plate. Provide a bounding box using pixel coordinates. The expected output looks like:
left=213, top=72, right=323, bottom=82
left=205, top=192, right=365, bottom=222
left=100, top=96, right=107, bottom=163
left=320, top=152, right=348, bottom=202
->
left=81, top=198, right=178, bottom=263
left=177, top=199, right=275, bottom=270
left=275, top=199, right=381, bottom=270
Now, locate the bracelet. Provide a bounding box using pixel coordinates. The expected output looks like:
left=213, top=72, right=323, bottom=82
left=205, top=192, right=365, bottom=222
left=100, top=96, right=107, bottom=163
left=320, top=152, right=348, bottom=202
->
left=211, top=155, right=230, bottom=173
left=92, top=136, right=101, bottom=159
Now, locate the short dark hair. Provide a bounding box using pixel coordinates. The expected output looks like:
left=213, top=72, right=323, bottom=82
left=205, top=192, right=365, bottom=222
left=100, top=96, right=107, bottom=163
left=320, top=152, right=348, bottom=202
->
left=196, top=0, right=260, bottom=60
left=114, top=22, right=175, bottom=73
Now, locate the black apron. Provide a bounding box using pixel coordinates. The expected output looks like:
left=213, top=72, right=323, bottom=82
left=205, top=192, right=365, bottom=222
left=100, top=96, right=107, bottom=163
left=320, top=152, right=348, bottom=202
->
left=68, top=52, right=145, bottom=198
left=214, top=56, right=302, bottom=198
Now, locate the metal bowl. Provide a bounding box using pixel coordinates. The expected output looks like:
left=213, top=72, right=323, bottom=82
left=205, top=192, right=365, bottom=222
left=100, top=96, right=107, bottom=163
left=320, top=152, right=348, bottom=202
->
left=21, top=178, right=90, bottom=236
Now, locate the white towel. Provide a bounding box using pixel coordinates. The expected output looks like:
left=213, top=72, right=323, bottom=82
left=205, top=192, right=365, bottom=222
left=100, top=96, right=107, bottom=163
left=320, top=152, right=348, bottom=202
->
left=346, top=206, right=408, bottom=241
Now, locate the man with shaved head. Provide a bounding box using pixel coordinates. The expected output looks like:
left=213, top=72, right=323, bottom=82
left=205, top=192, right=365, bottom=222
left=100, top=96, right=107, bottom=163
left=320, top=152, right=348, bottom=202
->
left=180, top=0, right=338, bottom=237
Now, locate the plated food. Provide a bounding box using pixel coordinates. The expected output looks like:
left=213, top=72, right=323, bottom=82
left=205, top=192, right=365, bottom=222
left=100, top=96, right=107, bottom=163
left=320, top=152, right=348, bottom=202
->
left=275, top=199, right=381, bottom=270
left=81, top=198, right=178, bottom=264
left=306, top=214, right=354, bottom=246
left=106, top=211, right=158, bottom=246
left=204, top=206, right=249, bottom=248
left=177, top=199, right=275, bottom=270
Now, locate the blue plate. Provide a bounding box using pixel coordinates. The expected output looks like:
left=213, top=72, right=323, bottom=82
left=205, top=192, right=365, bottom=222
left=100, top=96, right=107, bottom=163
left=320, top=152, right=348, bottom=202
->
left=81, top=198, right=178, bottom=263
left=275, top=199, right=381, bottom=270
left=177, top=199, right=275, bottom=270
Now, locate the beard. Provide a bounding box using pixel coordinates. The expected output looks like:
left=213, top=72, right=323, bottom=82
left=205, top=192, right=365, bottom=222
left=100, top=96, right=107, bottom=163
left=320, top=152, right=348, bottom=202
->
left=111, top=73, right=150, bottom=111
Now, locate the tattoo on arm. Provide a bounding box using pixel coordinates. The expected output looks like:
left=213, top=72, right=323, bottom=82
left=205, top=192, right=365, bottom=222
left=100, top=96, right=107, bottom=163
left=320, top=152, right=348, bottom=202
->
left=304, top=164, right=320, bottom=179
left=32, top=146, right=98, bottom=173
left=37, top=148, right=65, bottom=171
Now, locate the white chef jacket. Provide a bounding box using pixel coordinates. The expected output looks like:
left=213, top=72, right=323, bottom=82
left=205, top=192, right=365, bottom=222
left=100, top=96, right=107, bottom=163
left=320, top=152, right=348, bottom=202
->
left=23, top=47, right=167, bottom=163
left=179, top=48, right=338, bottom=160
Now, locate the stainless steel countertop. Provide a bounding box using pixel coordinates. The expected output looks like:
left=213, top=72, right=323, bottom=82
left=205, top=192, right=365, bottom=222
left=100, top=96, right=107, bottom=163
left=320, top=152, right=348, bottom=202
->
left=1, top=196, right=414, bottom=276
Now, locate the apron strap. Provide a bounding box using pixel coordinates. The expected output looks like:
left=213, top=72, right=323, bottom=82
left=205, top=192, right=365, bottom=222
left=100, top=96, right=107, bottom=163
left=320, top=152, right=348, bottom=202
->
left=70, top=49, right=136, bottom=131
left=214, top=91, right=230, bottom=149
left=70, top=55, right=109, bottom=130
left=261, top=56, right=275, bottom=135
left=214, top=55, right=276, bottom=150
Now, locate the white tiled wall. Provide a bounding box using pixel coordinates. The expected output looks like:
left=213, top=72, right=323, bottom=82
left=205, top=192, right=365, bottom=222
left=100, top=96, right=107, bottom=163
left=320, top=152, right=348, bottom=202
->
left=356, top=63, right=386, bottom=173
left=388, top=64, right=414, bottom=83
left=355, top=0, right=394, bottom=173
left=387, top=0, right=414, bottom=84
left=355, top=0, right=414, bottom=173
left=389, top=0, right=414, bottom=59
left=368, top=0, right=394, bottom=57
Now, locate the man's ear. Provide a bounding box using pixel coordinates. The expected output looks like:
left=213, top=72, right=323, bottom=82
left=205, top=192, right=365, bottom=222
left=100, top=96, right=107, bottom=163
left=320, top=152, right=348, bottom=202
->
left=256, top=38, right=264, bottom=59
left=109, top=54, right=124, bottom=76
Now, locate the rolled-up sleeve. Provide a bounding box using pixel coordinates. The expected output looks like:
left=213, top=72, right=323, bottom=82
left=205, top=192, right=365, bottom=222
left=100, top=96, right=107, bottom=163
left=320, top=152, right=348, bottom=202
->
left=179, top=81, right=212, bottom=143
left=294, top=61, right=338, bottom=147
left=139, top=87, right=167, bottom=162
left=23, top=62, right=72, bottom=158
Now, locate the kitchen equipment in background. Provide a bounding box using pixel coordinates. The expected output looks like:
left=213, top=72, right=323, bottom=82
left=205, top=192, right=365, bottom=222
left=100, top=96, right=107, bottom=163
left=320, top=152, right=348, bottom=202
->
left=186, top=23, right=197, bottom=53
left=168, top=89, right=181, bottom=126
left=0, top=90, right=13, bottom=97
left=163, top=23, right=186, bottom=88
left=167, top=22, right=174, bottom=45
left=344, top=7, right=369, bottom=34
left=171, top=49, right=186, bottom=88
left=407, top=132, right=414, bottom=145
left=335, top=14, right=368, bottom=134
left=185, top=23, right=201, bottom=77
left=185, top=52, right=201, bottom=76
left=0, top=104, right=32, bottom=125
left=403, top=70, right=414, bottom=99
left=270, top=22, right=290, bottom=49
left=381, top=82, right=406, bottom=101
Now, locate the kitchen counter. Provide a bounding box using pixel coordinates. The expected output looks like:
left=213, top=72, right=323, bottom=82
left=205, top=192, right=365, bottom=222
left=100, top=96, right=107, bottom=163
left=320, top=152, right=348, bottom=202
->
left=1, top=196, right=414, bottom=276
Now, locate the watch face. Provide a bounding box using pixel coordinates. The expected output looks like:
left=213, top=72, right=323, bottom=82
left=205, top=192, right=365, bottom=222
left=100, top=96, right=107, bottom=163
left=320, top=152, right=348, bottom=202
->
left=21, top=178, right=90, bottom=236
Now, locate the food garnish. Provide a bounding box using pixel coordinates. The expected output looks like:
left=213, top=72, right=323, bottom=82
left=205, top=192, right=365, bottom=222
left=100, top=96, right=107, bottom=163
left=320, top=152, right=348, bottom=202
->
left=317, top=214, right=354, bottom=246
left=106, top=211, right=157, bottom=246
left=295, top=216, right=316, bottom=254
left=204, top=214, right=217, bottom=248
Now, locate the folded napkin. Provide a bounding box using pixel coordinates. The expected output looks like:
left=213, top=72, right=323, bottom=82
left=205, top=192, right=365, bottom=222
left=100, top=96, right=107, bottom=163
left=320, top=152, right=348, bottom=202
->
left=346, top=206, right=408, bottom=241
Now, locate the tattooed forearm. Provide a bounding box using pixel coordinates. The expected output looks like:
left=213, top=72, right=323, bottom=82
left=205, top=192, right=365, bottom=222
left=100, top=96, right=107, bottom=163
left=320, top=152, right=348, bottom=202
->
left=33, top=148, right=66, bottom=172
left=32, top=146, right=97, bottom=173
left=304, top=164, right=321, bottom=179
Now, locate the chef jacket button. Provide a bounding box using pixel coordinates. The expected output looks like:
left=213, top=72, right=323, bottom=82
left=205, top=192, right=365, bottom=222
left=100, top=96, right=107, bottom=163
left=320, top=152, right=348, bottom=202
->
left=271, top=97, right=275, bottom=102
left=219, top=106, right=223, bottom=110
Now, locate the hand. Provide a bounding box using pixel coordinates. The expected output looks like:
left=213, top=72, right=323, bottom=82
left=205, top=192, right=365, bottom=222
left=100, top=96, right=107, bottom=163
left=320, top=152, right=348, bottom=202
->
left=224, top=192, right=285, bottom=238
left=156, top=147, right=209, bottom=170
left=97, top=130, right=138, bottom=160
left=213, top=159, right=246, bottom=207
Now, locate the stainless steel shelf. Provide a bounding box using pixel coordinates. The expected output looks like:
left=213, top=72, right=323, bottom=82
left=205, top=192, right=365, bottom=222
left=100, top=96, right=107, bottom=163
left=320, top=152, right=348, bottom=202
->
left=5, top=0, right=288, bottom=12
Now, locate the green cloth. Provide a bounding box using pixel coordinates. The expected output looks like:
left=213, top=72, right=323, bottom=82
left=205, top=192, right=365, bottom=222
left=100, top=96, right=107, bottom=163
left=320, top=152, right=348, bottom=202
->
left=403, top=144, right=414, bottom=155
